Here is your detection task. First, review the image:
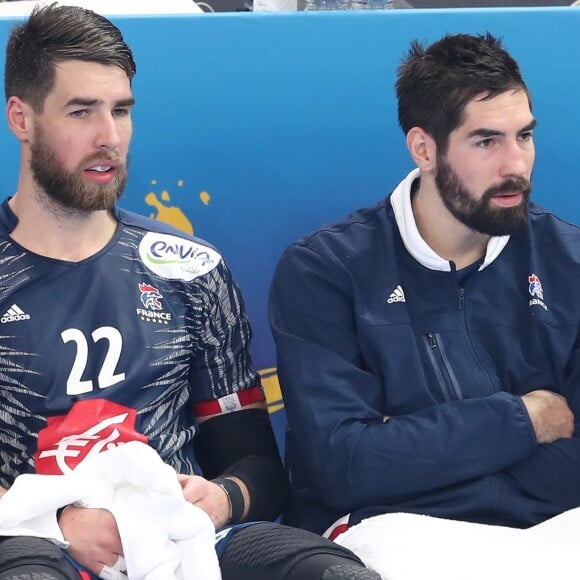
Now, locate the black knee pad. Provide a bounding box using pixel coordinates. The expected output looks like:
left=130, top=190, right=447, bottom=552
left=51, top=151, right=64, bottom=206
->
left=220, top=522, right=366, bottom=580
left=0, top=537, right=79, bottom=580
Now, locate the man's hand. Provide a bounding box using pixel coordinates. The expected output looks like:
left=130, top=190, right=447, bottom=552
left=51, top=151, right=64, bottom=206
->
left=521, top=389, right=574, bottom=443
left=59, top=506, right=124, bottom=577
left=178, top=474, right=231, bottom=529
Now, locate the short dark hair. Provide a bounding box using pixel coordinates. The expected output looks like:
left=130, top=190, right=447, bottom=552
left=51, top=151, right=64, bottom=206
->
left=396, top=32, right=530, bottom=153
left=5, top=2, right=136, bottom=111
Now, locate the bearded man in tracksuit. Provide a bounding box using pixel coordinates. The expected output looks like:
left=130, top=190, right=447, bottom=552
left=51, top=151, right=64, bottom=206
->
left=269, top=31, right=580, bottom=560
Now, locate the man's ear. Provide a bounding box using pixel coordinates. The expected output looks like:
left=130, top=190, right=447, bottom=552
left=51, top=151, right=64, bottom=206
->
left=6, top=96, right=33, bottom=143
left=406, top=127, right=437, bottom=173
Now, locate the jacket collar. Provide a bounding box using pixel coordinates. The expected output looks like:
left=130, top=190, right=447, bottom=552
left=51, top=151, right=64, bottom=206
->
left=389, top=168, right=510, bottom=272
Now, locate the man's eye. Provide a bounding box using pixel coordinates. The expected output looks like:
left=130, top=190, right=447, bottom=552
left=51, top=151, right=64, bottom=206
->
left=476, top=138, right=494, bottom=149
left=112, top=108, right=130, bottom=118
left=69, top=110, right=87, bottom=119
left=520, top=131, right=534, bottom=142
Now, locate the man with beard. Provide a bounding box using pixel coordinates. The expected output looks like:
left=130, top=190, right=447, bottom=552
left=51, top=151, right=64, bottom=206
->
left=269, top=32, right=580, bottom=557
left=0, top=4, right=380, bottom=580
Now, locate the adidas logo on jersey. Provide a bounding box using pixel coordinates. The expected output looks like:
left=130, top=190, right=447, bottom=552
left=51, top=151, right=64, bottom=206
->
left=1, top=304, right=31, bottom=323
left=387, top=285, right=406, bottom=304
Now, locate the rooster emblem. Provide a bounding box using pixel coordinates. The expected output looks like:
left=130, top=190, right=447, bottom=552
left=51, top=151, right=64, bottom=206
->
left=139, top=282, right=163, bottom=310
left=528, top=274, right=544, bottom=300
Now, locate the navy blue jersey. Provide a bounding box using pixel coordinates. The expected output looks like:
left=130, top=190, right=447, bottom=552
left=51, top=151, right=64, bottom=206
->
left=0, top=199, right=263, bottom=487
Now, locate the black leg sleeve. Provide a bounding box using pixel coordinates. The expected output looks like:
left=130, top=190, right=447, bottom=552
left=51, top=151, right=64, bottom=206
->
left=219, top=522, right=381, bottom=580
left=0, top=537, right=80, bottom=580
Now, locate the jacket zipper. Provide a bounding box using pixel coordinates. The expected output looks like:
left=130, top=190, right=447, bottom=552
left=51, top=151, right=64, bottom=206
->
left=424, top=332, right=464, bottom=402
left=456, top=283, right=497, bottom=395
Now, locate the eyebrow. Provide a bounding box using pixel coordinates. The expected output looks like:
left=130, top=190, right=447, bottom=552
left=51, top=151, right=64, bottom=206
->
left=466, top=119, right=537, bottom=139
left=64, top=97, right=136, bottom=108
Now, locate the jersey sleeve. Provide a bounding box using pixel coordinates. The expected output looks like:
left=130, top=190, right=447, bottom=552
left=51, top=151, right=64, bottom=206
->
left=189, top=257, right=265, bottom=419
left=269, top=241, right=537, bottom=514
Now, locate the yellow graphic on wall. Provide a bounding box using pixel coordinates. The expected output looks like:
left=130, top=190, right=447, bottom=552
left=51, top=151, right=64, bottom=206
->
left=260, top=367, right=284, bottom=414
left=144, top=179, right=284, bottom=415
left=146, top=179, right=213, bottom=235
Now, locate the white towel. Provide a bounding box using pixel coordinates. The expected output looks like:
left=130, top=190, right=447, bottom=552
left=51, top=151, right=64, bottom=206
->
left=0, top=441, right=221, bottom=580
left=335, top=508, right=580, bottom=580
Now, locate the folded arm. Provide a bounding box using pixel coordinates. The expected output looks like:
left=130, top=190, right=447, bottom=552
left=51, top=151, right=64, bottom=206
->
left=505, top=360, right=580, bottom=512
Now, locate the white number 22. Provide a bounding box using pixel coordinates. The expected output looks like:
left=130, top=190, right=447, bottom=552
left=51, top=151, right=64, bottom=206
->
left=61, top=327, right=126, bottom=395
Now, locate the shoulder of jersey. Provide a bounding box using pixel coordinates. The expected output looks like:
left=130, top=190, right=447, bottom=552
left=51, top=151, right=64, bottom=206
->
left=120, top=209, right=222, bottom=281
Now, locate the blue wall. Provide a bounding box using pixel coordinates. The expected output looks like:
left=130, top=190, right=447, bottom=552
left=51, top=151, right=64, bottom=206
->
left=1, top=8, right=579, bottom=444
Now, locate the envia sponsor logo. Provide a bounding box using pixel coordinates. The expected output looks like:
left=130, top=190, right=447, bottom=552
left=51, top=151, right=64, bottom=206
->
left=139, top=233, right=220, bottom=281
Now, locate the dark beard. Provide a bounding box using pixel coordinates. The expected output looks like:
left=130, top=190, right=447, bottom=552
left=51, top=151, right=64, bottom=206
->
left=435, top=154, right=531, bottom=236
left=30, top=125, right=127, bottom=213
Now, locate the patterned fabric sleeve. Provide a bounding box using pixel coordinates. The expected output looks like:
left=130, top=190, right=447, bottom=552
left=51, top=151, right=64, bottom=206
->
left=189, top=258, right=264, bottom=418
